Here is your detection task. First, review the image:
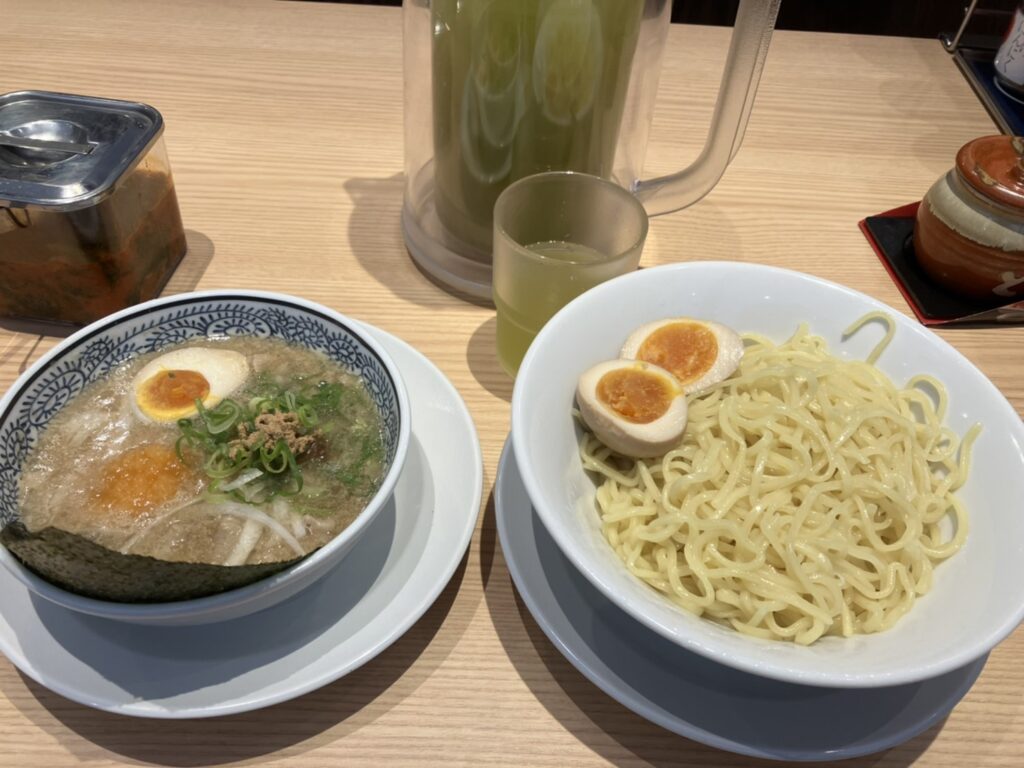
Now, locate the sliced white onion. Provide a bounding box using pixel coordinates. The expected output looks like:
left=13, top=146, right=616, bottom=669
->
left=270, top=498, right=306, bottom=539
left=119, top=498, right=203, bottom=554
left=225, top=518, right=263, bottom=566
left=270, top=498, right=289, bottom=520
left=218, top=468, right=264, bottom=493
left=210, top=501, right=305, bottom=558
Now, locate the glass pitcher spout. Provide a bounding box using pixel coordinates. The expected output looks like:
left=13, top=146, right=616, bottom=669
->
left=634, top=0, right=781, bottom=215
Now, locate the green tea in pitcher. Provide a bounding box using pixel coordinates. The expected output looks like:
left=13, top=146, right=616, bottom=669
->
left=431, top=0, right=645, bottom=256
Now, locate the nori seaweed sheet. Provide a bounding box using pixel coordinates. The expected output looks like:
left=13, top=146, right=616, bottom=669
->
left=0, top=521, right=304, bottom=603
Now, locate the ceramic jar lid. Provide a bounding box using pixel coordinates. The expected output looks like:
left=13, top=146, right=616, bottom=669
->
left=915, top=134, right=1024, bottom=301
left=956, top=135, right=1024, bottom=212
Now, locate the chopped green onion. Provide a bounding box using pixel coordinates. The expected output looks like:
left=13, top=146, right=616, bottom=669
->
left=204, top=445, right=250, bottom=479
left=296, top=404, right=317, bottom=428
left=173, top=385, right=331, bottom=505
left=259, top=439, right=291, bottom=474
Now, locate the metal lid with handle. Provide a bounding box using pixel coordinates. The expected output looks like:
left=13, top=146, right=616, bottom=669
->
left=0, top=90, right=164, bottom=211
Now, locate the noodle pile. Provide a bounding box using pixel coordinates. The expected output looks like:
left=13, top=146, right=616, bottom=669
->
left=580, top=313, right=980, bottom=645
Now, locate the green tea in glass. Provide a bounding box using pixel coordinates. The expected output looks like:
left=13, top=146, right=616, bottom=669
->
left=492, top=171, right=648, bottom=376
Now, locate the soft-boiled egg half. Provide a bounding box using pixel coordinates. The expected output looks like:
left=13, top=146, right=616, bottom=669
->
left=620, top=318, right=743, bottom=394
left=576, top=360, right=687, bottom=458
left=132, top=347, right=249, bottom=423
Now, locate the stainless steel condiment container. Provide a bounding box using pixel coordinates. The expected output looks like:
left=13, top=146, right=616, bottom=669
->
left=0, top=91, right=186, bottom=325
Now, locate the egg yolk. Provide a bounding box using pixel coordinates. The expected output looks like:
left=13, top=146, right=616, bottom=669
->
left=596, top=368, right=675, bottom=424
left=95, top=444, right=189, bottom=515
left=636, top=322, right=718, bottom=386
left=137, top=369, right=210, bottom=419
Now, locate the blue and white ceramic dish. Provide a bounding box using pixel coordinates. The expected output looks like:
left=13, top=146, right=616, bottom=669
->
left=0, top=291, right=410, bottom=626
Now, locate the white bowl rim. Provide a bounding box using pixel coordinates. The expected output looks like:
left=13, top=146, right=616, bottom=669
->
left=0, top=289, right=411, bottom=621
left=511, top=260, right=1024, bottom=687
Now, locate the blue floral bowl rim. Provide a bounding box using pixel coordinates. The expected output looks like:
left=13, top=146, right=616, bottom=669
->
left=0, top=289, right=412, bottom=620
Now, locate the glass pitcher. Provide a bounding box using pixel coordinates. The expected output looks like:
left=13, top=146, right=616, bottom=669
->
left=402, top=0, right=781, bottom=299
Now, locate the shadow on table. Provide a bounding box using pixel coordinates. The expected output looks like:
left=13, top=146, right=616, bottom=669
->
left=15, top=553, right=474, bottom=766
left=161, top=228, right=215, bottom=296
left=0, top=332, right=48, bottom=376
left=465, top=315, right=512, bottom=403
left=342, top=174, right=463, bottom=303
left=343, top=174, right=494, bottom=309
left=478, top=495, right=943, bottom=768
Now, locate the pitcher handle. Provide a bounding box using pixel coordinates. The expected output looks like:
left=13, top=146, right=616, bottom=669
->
left=634, top=0, right=781, bottom=216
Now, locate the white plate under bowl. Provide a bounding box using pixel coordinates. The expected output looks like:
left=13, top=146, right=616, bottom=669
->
left=0, top=327, right=481, bottom=717
left=511, top=261, right=1024, bottom=688
left=496, top=440, right=986, bottom=762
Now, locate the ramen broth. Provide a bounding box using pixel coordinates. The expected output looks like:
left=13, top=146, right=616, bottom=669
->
left=18, top=336, right=385, bottom=566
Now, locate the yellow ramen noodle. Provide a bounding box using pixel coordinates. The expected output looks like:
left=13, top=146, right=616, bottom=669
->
left=580, top=313, right=980, bottom=645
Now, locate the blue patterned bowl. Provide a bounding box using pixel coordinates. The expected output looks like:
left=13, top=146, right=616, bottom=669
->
left=0, top=291, right=410, bottom=625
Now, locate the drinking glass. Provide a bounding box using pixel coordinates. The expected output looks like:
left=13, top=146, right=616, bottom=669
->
left=492, top=170, right=648, bottom=376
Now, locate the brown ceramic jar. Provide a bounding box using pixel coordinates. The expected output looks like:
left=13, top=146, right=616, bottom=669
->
left=914, top=135, right=1024, bottom=300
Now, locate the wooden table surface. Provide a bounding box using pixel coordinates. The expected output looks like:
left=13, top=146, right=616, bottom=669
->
left=2, top=1, right=1023, bottom=765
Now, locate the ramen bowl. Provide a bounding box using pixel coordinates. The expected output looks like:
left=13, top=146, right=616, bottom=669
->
left=511, top=262, right=1024, bottom=688
left=0, top=290, right=410, bottom=625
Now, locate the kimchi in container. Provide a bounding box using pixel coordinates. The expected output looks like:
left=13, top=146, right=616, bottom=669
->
left=0, top=91, right=186, bottom=325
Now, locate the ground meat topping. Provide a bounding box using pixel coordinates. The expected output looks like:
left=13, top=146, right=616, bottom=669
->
left=228, top=412, right=319, bottom=459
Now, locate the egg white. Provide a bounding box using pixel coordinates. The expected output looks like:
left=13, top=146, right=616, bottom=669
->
left=621, top=318, right=744, bottom=394
left=131, top=347, right=250, bottom=423
left=576, top=359, right=688, bottom=458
